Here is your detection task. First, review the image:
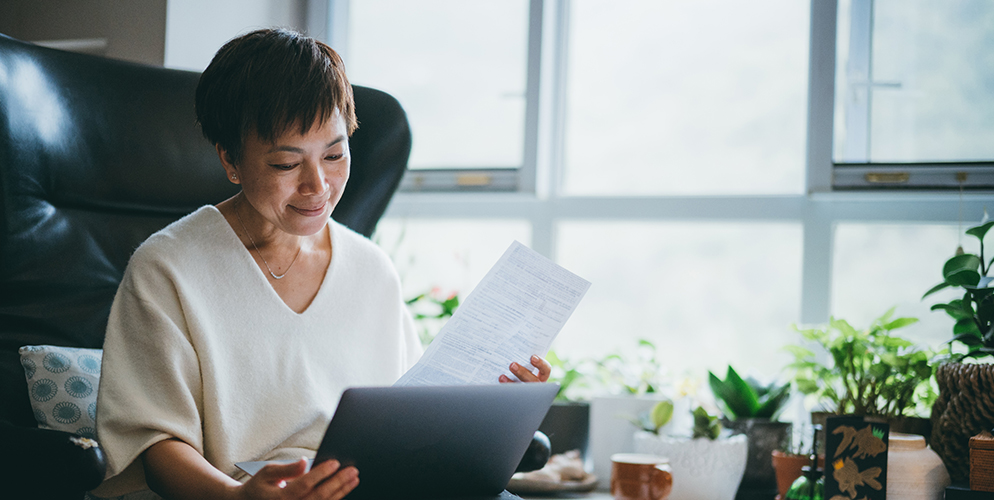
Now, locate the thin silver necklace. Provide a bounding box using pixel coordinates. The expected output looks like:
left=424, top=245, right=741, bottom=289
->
left=233, top=196, right=301, bottom=280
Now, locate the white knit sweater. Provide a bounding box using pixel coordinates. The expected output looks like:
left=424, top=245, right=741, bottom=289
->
left=93, top=206, right=421, bottom=497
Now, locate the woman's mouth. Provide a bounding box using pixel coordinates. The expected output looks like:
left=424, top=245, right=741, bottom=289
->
left=289, top=201, right=328, bottom=217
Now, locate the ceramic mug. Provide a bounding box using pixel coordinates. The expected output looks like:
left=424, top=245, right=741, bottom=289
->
left=610, top=453, right=673, bottom=500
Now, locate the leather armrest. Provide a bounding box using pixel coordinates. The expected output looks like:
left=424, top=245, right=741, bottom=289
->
left=0, top=419, right=107, bottom=498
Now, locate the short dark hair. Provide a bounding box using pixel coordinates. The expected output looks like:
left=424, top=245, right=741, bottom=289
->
left=195, top=29, right=357, bottom=162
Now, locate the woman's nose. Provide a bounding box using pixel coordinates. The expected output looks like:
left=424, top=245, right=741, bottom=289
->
left=299, top=160, right=327, bottom=195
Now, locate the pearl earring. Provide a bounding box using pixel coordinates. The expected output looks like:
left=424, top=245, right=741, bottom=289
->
left=231, top=173, right=237, bottom=180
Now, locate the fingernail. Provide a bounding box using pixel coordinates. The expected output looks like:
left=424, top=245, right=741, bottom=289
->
left=531, top=355, right=540, bottom=362
left=510, top=362, right=519, bottom=370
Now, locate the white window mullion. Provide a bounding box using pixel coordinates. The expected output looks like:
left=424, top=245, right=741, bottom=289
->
left=519, top=0, right=545, bottom=194
left=806, top=0, right=838, bottom=194
left=800, top=213, right=833, bottom=324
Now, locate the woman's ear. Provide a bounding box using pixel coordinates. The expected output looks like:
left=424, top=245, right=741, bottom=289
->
left=217, top=144, right=240, bottom=185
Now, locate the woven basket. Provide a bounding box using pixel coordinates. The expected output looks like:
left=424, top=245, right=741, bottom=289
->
left=971, top=431, right=994, bottom=492
left=931, top=363, right=994, bottom=483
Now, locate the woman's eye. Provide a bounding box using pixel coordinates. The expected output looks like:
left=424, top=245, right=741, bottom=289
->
left=271, top=163, right=297, bottom=170
left=325, top=154, right=343, bottom=161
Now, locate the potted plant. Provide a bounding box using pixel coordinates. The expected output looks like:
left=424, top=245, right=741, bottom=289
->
left=633, top=401, right=748, bottom=500
left=784, top=306, right=939, bottom=484
left=709, top=365, right=791, bottom=498
left=924, top=218, right=994, bottom=482
left=785, top=308, right=937, bottom=422
left=771, top=425, right=822, bottom=500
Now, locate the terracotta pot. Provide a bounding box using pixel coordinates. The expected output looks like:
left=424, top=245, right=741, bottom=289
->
left=771, top=450, right=808, bottom=499
left=771, top=451, right=824, bottom=500
left=931, top=362, right=994, bottom=482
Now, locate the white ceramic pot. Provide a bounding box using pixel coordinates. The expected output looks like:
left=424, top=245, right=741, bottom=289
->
left=633, top=431, right=747, bottom=500
left=886, top=432, right=950, bottom=500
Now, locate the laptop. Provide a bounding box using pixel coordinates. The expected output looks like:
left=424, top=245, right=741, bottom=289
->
left=236, top=383, right=558, bottom=499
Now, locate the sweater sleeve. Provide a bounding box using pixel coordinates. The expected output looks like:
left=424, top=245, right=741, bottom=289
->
left=93, top=253, right=205, bottom=497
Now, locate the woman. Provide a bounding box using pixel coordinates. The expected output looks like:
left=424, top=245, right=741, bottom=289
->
left=94, top=29, right=550, bottom=500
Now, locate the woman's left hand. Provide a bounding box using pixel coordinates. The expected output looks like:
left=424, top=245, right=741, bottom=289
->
left=499, top=355, right=552, bottom=383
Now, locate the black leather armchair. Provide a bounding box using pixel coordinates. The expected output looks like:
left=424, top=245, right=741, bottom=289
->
left=0, top=33, right=410, bottom=499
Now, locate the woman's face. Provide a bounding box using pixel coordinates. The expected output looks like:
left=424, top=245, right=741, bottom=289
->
left=221, top=109, right=350, bottom=237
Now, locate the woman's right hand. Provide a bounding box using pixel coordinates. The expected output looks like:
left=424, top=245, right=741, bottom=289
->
left=236, top=458, right=359, bottom=500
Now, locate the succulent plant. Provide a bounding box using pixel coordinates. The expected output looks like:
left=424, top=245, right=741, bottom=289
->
left=708, top=365, right=790, bottom=421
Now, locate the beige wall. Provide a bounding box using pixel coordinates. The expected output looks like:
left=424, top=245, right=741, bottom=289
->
left=0, top=0, right=313, bottom=69
left=0, top=0, right=167, bottom=66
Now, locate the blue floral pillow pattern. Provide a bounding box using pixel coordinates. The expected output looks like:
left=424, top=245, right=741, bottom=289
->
left=19, top=345, right=102, bottom=438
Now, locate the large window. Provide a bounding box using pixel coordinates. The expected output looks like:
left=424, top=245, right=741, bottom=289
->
left=347, top=0, right=529, bottom=170
left=563, top=0, right=809, bottom=196
left=330, top=0, right=993, bottom=379
left=832, top=0, right=994, bottom=189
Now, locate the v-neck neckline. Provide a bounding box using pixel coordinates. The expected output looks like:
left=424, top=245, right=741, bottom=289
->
left=208, top=205, right=336, bottom=317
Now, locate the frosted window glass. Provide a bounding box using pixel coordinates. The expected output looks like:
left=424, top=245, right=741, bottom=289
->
left=834, top=0, right=994, bottom=162
left=563, top=0, right=809, bottom=195
left=554, top=222, right=803, bottom=378
left=346, top=0, right=528, bottom=169
left=373, top=219, right=532, bottom=300
left=832, top=223, right=971, bottom=348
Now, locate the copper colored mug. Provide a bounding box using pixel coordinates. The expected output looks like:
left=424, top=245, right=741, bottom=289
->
left=610, top=453, right=673, bottom=500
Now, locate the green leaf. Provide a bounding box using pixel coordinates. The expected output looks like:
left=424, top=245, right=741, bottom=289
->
left=691, top=406, right=722, bottom=440
left=931, top=301, right=974, bottom=320
left=943, top=254, right=982, bottom=286
left=948, top=270, right=982, bottom=288
left=795, top=378, right=819, bottom=394
left=923, top=281, right=952, bottom=299
left=878, top=306, right=897, bottom=324
left=439, top=295, right=459, bottom=314
left=954, top=318, right=981, bottom=336
left=869, top=362, right=892, bottom=379
left=755, top=383, right=791, bottom=419
left=883, top=317, right=918, bottom=331
left=709, top=366, right=760, bottom=419
left=783, top=345, right=815, bottom=359
left=951, top=332, right=983, bottom=347
left=831, top=317, right=858, bottom=338
left=650, top=400, right=674, bottom=430
left=966, top=221, right=994, bottom=241
left=880, top=336, right=913, bottom=349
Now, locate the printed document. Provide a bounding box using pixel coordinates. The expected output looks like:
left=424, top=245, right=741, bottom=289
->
left=395, top=241, right=591, bottom=387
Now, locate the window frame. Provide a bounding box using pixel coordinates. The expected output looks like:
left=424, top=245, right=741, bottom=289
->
left=327, top=0, right=542, bottom=192
left=829, top=0, right=994, bottom=190
left=327, top=0, right=993, bottom=326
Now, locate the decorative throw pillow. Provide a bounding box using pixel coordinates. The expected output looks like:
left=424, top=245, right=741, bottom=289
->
left=19, top=345, right=102, bottom=438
